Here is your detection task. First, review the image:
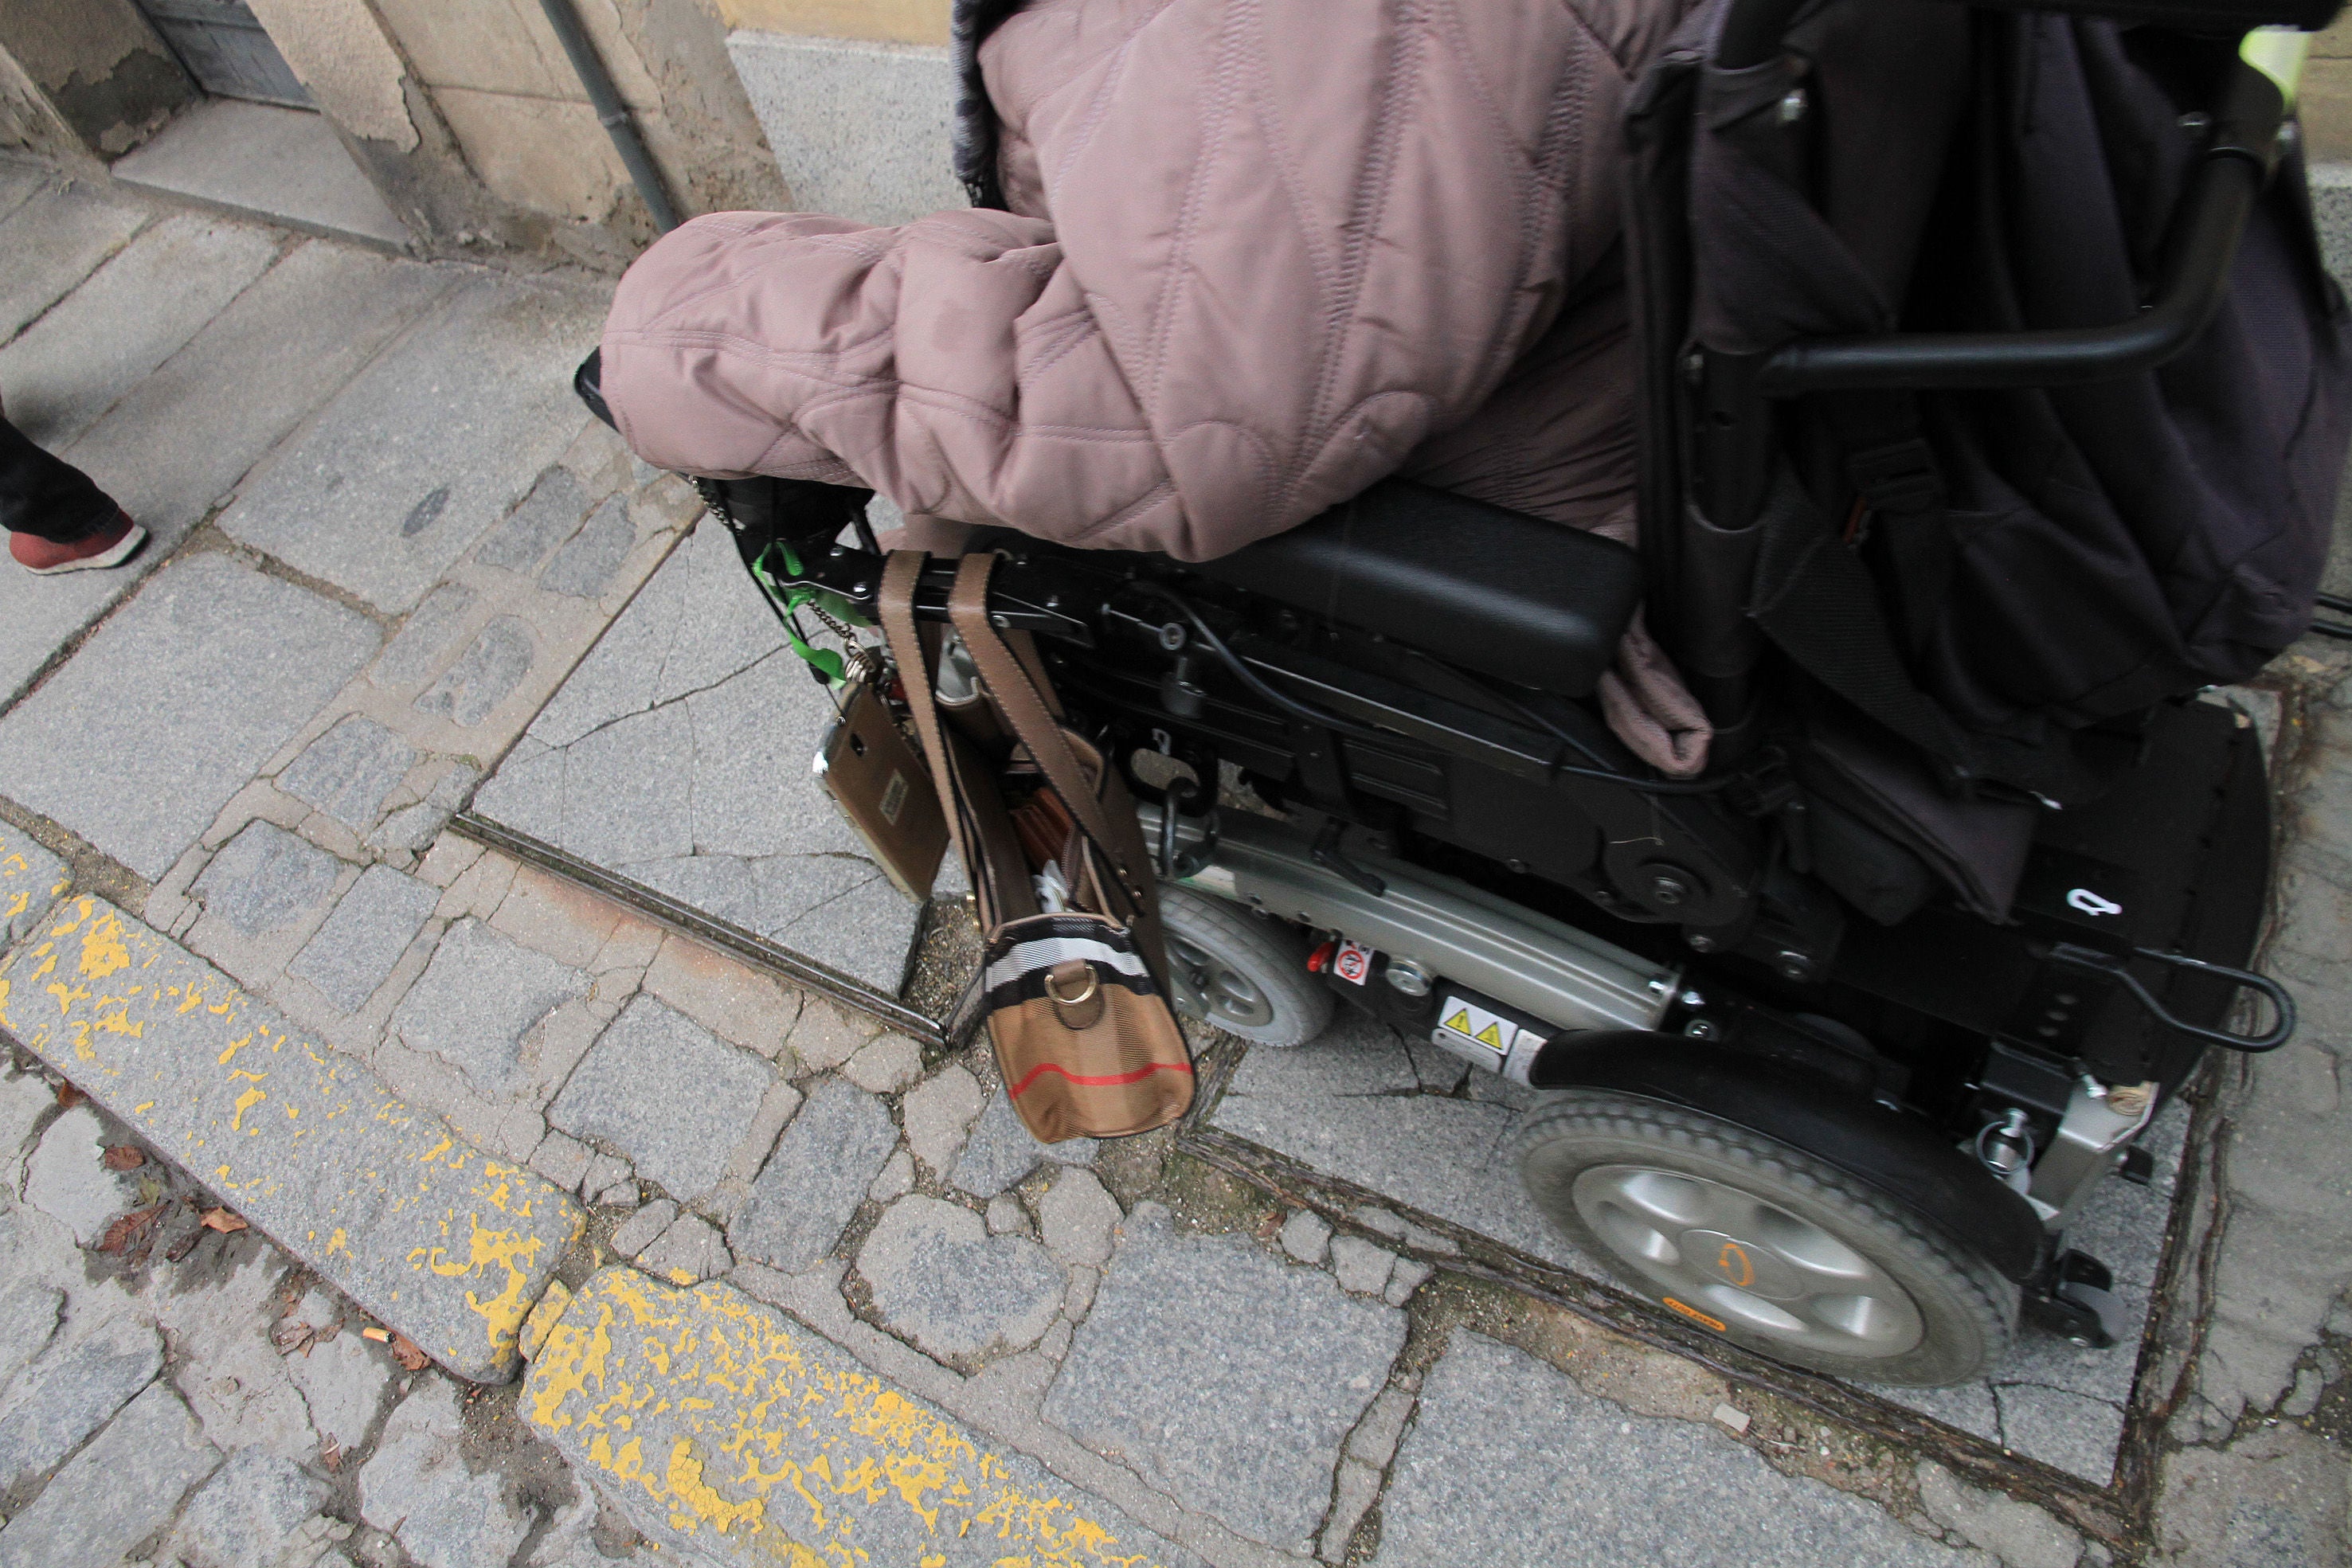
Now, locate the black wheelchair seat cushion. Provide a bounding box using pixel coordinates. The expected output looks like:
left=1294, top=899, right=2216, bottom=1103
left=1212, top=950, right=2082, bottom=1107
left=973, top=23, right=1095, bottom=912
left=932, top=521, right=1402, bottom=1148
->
left=1181, top=479, right=1642, bottom=698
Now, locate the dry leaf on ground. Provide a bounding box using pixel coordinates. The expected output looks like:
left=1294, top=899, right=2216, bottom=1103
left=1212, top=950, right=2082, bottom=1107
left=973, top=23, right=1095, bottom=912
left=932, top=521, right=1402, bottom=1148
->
left=389, top=1333, right=429, bottom=1371
left=319, top=1438, right=342, bottom=1473
left=100, top=1144, right=145, bottom=1171
left=55, top=1083, right=83, bottom=1109
left=96, top=1205, right=163, bottom=1255
left=199, top=1208, right=249, bottom=1234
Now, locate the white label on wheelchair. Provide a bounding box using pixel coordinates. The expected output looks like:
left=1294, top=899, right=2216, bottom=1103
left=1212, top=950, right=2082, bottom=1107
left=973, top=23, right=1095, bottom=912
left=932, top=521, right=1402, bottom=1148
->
left=1333, top=940, right=1373, bottom=984
left=1435, top=999, right=1519, bottom=1058
left=2066, top=887, right=2123, bottom=917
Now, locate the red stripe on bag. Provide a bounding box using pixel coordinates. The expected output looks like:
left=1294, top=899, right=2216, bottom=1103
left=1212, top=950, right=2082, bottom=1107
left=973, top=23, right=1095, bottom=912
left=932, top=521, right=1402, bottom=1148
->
left=1008, top=1060, right=1196, bottom=1097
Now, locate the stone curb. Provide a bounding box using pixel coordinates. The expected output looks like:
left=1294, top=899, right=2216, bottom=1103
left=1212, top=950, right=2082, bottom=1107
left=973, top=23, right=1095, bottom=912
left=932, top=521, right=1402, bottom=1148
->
left=522, top=1265, right=1201, bottom=1568
left=0, top=895, right=582, bottom=1382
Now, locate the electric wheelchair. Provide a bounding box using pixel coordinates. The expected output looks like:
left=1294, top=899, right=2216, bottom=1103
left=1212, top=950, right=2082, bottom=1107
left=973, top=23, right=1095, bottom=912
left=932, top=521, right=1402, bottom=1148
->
left=581, top=0, right=2344, bottom=1386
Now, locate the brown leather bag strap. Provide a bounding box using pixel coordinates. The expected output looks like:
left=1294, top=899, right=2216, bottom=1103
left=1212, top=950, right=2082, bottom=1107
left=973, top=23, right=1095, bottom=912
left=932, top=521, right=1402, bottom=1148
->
left=877, top=551, right=972, bottom=891
left=945, top=554, right=1150, bottom=911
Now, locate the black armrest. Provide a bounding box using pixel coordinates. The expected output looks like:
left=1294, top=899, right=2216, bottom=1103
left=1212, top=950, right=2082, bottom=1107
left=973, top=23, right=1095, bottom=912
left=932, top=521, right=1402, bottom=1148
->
left=1187, top=479, right=1643, bottom=698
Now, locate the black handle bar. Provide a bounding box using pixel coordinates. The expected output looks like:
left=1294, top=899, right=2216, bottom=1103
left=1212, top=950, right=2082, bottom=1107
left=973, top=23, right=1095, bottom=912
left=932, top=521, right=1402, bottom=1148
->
left=1719, top=0, right=2288, bottom=396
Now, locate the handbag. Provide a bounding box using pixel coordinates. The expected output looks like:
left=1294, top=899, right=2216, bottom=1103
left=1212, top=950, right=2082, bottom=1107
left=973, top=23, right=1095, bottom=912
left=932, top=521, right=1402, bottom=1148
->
left=878, top=551, right=1194, bottom=1141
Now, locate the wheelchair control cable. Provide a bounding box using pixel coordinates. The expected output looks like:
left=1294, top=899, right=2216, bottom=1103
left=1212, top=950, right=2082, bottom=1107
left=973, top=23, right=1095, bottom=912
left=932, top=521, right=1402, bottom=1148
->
left=1128, top=582, right=1728, bottom=797
left=1439, top=661, right=1732, bottom=797
left=1122, top=582, right=1423, bottom=752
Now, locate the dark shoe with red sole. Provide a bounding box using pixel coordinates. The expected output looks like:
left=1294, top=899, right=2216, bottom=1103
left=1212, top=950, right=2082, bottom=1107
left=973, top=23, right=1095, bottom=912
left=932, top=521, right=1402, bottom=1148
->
left=11, top=512, right=147, bottom=576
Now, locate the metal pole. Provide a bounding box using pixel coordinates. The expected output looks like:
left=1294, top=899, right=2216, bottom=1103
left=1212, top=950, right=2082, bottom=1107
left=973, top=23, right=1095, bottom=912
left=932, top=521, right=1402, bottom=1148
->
left=535, top=0, right=683, bottom=233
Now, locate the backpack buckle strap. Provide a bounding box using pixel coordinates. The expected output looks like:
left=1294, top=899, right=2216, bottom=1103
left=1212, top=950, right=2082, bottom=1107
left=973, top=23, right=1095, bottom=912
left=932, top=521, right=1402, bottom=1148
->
left=1844, top=438, right=1947, bottom=518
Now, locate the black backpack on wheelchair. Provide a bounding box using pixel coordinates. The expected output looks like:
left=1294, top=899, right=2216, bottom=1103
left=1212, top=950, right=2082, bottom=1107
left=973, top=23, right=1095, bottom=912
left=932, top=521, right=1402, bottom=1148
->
left=582, top=0, right=2347, bottom=1386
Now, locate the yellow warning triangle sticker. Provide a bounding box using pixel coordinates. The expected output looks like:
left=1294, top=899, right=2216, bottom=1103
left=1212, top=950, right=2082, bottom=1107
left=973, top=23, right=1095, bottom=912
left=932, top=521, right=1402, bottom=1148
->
left=1442, top=1008, right=1473, bottom=1036
left=1474, top=1022, right=1505, bottom=1049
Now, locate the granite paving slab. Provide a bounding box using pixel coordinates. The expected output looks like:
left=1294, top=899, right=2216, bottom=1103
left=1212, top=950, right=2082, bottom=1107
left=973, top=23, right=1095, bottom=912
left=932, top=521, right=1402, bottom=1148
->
left=287, top=864, right=440, bottom=1013
left=543, top=994, right=772, bottom=1203
left=0, top=897, right=585, bottom=1381
left=0, top=181, right=149, bottom=344
left=0, top=240, right=450, bottom=708
left=0, top=554, right=379, bottom=881
left=0, top=1380, right=221, bottom=1568
left=728, top=1078, right=898, bottom=1273
left=471, top=518, right=927, bottom=997
left=524, top=1266, right=1200, bottom=1568
left=0, top=211, right=282, bottom=450
left=218, top=272, right=607, bottom=614
left=1373, top=1331, right=1979, bottom=1567
left=1207, top=1015, right=2188, bottom=1486
left=1043, top=1202, right=1407, bottom=1554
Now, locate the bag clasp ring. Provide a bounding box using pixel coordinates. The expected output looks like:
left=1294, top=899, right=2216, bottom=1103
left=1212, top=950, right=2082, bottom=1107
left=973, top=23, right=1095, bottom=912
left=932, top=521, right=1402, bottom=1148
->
left=1044, top=967, right=1099, bottom=1007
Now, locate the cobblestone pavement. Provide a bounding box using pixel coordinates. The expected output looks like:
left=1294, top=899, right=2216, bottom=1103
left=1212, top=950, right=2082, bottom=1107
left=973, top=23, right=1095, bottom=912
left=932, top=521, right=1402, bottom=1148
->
left=0, top=155, right=2346, bottom=1568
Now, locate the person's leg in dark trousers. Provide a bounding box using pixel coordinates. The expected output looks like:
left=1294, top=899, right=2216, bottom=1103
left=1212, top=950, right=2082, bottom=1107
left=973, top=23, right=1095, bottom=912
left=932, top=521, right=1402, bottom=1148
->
left=0, top=394, right=143, bottom=574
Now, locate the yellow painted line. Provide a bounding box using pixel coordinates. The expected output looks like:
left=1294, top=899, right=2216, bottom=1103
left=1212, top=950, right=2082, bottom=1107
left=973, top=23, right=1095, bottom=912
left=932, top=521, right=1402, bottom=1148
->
left=526, top=1267, right=1181, bottom=1567
left=0, top=830, right=69, bottom=930
left=0, top=897, right=583, bottom=1382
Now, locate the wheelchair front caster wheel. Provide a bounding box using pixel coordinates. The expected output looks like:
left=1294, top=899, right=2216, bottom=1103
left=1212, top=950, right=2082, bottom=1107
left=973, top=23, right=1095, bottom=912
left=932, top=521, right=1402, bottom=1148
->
left=1514, top=1091, right=2018, bottom=1386
left=1156, top=883, right=1335, bottom=1048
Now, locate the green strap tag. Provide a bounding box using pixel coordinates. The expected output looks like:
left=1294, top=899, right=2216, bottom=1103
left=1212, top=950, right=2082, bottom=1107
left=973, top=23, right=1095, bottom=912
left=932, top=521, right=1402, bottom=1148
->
left=2244, top=27, right=2312, bottom=111
left=749, top=542, right=848, bottom=686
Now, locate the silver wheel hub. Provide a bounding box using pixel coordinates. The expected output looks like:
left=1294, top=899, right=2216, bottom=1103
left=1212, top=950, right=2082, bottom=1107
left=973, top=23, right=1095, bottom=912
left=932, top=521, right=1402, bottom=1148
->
left=1167, top=934, right=1276, bottom=1030
left=1571, top=1164, right=1925, bottom=1359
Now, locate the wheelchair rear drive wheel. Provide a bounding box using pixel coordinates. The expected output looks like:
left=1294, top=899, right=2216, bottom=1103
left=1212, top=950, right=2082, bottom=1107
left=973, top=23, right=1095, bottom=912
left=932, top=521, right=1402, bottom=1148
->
left=1157, top=883, right=1336, bottom=1048
left=1515, top=1092, right=2018, bottom=1386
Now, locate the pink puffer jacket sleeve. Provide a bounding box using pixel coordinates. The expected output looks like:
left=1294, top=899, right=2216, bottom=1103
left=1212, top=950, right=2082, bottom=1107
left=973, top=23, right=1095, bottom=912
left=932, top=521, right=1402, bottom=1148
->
left=601, top=0, right=1652, bottom=563
left=603, top=207, right=1184, bottom=547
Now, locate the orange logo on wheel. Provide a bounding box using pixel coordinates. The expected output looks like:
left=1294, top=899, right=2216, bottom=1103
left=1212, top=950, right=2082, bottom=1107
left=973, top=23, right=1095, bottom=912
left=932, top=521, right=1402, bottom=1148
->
left=1715, top=1241, right=1755, bottom=1288
left=1662, top=1296, right=1729, bottom=1333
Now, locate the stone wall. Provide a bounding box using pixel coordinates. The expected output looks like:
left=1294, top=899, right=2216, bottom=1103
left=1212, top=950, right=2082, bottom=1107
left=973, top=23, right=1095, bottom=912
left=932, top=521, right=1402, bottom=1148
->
left=0, top=0, right=190, bottom=164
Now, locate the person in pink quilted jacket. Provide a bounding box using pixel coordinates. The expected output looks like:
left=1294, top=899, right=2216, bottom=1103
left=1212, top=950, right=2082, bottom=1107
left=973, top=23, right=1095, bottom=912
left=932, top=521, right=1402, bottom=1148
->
left=599, top=0, right=1708, bottom=774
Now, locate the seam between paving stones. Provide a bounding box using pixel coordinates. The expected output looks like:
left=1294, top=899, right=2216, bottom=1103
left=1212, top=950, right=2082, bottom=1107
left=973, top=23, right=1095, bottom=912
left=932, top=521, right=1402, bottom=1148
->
left=0, top=200, right=155, bottom=350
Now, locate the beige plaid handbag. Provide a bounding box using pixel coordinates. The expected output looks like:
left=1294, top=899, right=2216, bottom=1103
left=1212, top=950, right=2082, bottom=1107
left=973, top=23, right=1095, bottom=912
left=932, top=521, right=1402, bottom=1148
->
left=878, top=551, right=1194, bottom=1142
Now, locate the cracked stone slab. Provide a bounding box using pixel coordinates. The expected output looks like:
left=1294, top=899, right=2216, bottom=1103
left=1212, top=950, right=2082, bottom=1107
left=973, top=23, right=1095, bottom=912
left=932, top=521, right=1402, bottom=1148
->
left=0, top=897, right=583, bottom=1381
left=0, top=829, right=66, bottom=945
left=476, top=464, right=590, bottom=573
left=22, top=1103, right=138, bottom=1246
left=471, top=519, right=926, bottom=995
left=526, top=1266, right=1199, bottom=1567
left=164, top=1445, right=331, bottom=1568
left=1043, top=1202, right=1404, bottom=1553
left=192, top=820, right=342, bottom=940
left=0, top=554, right=381, bottom=880
left=1375, top=1331, right=1979, bottom=1567
left=359, top=1381, right=531, bottom=1568
left=219, top=273, right=605, bottom=614
left=288, top=864, right=439, bottom=1013
left=0, top=1379, right=219, bottom=1568
left=277, top=714, right=419, bottom=833
left=952, top=1089, right=1095, bottom=1198
left=415, top=616, right=534, bottom=728
left=388, top=917, right=593, bottom=1105
left=0, top=1308, right=162, bottom=1494
left=726, top=1078, right=898, bottom=1274
left=541, top=494, right=634, bottom=597
left=546, top=995, right=773, bottom=1203
left=855, top=1194, right=1063, bottom=1362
